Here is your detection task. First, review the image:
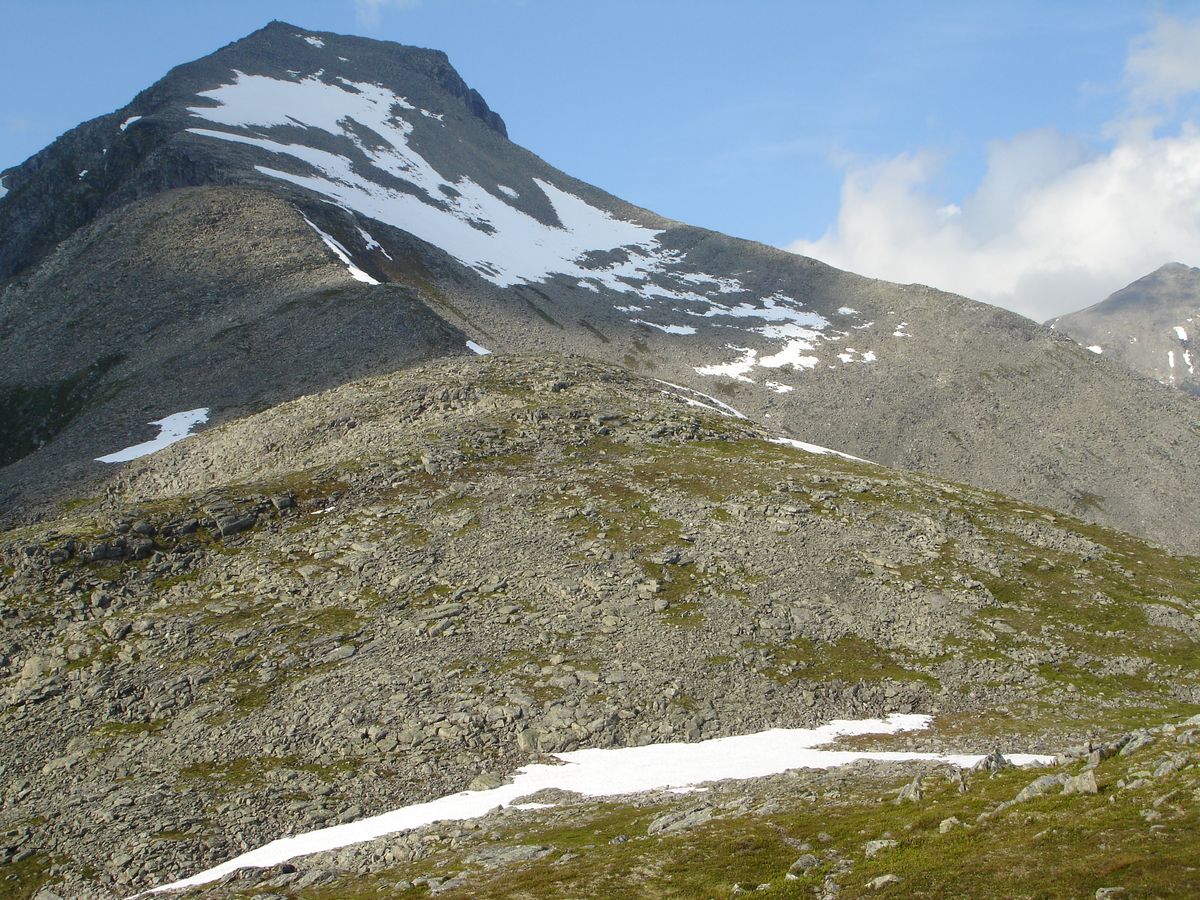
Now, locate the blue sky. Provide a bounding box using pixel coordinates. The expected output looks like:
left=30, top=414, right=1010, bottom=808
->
left=3, top=1, right=1199, bottom=316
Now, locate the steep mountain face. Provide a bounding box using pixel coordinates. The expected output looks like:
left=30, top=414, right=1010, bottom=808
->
left=2, top=20, right=1200, bottom=554
left=2, top=355, right=1197, bottom=897
left=1048, top=262, right=1200, bottom=396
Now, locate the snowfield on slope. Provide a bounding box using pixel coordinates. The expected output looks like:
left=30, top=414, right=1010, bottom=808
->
left=147, top=714, right=1051, bottom=894
left=184, top=70, right=891, bottom=383
left=95, top=409, right=209, bottom=464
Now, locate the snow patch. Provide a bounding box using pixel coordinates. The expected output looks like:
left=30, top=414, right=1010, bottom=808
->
left=301, top=215, right=379, bottom=285
left=631, top=320, right=697, bottom=335
left=354, top=224, right=393, bottom=260
left=759, top=341, right=819, bottom=370
left=694, top=347, right=758, bottom=382
left=1168, top=349, right=1176, bottom=369
left=1174, top=325, right=1189, bottom=341
left=466, top=341, right=492, bottom=356
left=0, top=176, right=7, bottom=200
left=765, top=381, right=794, bottom=394
left=769, top=436, right=865, bottom=462
left=186, top=73, right=661, bottom=290
left=837, top=306, right=859, bottom=315
left=299, top=34, right=325, bottom=48
left=78, top=170, right=88, bottom=179
left=1087, top=345, right=1103, bottom=354
left=119, top=115, right=142, bottom=132
left=496, top=184, right=519, bottom=199
left=96, top=409, right=209, bottom=464
left=147, top=714, right=1051, bottom=894
left=654, top=380, right=748, bottom=419
left=690, top=296, right=829, bottom=329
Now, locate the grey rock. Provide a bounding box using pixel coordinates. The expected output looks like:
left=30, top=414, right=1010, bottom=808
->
left=322, top=644, right=356, bottom=663
left=894, top=775, right=923, bottom=804
left=863, top=839, right=898, bottom=858
left=217, top=513, right=257, bottom=537
left=465, top=844, right=552, bottom=868
left=938, top=816, right=964, bottom=833
left=973, top=751, right=1013, bottom=774
left=786, top=854, right=821, bottom=878
left=1062, top=770, right=1099, bottom=796
left=468, top=772, right=505, bottom=791
left=647, top=805, right=712, bottom=835
left=1119, top=732, right=1154, bottom=757
left=1011, top=773, right=1069, bottom=804
left=1152, top=753, right=1191, bottom=778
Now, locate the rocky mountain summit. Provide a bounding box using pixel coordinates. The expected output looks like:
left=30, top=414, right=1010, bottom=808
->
left=2, top=22, right=1200, bottom=551
left=1048, top=262, right=1200, bottom=396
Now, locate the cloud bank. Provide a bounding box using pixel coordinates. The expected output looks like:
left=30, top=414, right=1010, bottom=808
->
left=789, top=16, right=1200, bottom=321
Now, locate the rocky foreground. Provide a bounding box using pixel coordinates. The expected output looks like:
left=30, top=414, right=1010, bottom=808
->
left=1, top=355, right=1198, bottom=898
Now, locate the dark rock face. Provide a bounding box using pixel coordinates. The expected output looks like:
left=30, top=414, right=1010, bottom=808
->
left=1048, top=262, right=1200, bottom=396
left=1, top=20, right=1199, bottom=551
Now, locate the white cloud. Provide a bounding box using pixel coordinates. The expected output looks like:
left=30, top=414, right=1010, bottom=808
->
left=354, top=0, right=421, bottom=26
left=788, top=16, right=1200, bottom=321
left=1126, top=15, right=1200, bottom=109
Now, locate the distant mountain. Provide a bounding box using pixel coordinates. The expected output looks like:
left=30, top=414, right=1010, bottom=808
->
left=2, top=21, right=1200, bottom=552
left=1047, top=262, right=1200, bottom=396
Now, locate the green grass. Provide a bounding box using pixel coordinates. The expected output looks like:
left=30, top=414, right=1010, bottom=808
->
left=754, top=636, right=940, bottom=688
left=94, top=719, right=168, bottom=737
left=0, top=851, right=55, bottom=899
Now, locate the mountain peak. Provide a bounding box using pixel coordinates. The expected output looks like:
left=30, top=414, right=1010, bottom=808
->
left=1147, top=260, right=1200, bottom=280
left=0, top=20, right=509, bottom=281
left=1048, top=262, right=1199, bottom=394
left=207, top=20, right=508, bottom=138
